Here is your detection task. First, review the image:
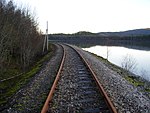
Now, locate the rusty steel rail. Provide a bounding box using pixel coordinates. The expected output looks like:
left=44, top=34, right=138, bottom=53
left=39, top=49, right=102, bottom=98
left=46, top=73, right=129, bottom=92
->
left=69, top=45, right=118, bottom=113
left=41, top=44, right=117, bottom=113
left=41, top=45, right=66, bottom=113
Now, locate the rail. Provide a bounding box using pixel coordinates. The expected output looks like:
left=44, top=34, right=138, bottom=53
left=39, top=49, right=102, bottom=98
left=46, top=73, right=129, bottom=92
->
left=41, top=44, right=117, bottom=113
left=41, top=44, right=65, bottom=113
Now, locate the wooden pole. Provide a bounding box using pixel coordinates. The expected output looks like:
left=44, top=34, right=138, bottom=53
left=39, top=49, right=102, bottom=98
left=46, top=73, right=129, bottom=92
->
left=43, top=21, right=48, bottom=53
left=46, top=21, right=48, bottom=51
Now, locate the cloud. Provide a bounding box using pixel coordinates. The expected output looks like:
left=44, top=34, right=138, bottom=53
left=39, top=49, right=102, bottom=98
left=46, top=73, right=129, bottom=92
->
left=13, top=0, right=150, bottom=33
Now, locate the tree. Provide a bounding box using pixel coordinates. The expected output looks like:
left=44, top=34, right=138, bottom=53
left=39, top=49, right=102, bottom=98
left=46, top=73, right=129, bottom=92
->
left=0, top=0, right=44, bottom=74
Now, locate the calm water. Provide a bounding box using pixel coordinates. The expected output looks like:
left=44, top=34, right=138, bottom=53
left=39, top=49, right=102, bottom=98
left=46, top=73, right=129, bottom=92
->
left=83, top=46, right=150, bottom=81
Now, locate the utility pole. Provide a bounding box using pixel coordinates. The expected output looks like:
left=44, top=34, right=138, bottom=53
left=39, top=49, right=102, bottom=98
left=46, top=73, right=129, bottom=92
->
left=46, top=21, right=48, bottom=51
left=43, top=21, right=49, bottom=52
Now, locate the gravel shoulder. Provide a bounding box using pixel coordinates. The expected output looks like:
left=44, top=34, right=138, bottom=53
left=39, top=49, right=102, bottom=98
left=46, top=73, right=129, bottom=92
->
left=72, top=45, right=150, bottom=113
left=2, top=44, right=63, bottom=113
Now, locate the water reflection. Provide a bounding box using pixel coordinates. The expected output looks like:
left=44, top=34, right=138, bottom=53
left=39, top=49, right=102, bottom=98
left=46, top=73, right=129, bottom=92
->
left=83, top=46, right=150, bottom=81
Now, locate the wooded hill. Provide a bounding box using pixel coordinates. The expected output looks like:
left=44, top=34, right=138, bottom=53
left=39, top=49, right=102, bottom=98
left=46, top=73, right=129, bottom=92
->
left=49, top=30, right=150, bottom=48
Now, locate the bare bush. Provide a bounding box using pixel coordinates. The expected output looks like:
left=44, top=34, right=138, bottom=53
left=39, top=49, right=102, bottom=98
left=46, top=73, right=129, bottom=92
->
left=121, top=54, right=137, bottom=72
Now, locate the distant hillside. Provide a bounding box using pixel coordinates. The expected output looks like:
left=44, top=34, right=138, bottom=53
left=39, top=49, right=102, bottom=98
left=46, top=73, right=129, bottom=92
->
left=97, top=29, right=150, bottom=37
left=49, top=28, right=150, bottom=48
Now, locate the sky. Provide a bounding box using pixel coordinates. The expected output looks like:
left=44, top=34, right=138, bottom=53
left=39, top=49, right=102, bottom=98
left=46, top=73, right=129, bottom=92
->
left=13, top=0, right=150, bottom=34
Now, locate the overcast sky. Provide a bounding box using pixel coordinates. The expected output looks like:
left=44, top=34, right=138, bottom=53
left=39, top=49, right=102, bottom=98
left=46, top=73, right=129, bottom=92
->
left=13, top=0, right=150, bottom=34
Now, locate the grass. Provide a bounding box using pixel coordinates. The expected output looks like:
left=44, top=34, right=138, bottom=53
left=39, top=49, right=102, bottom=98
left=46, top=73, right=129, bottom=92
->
left=0, top=43, right=55, bottom=108
left=145, top=88, right=150, bottom=92
left=125, top=76, right=144, bottom=86
left=0, top=66, right=21, bottom=80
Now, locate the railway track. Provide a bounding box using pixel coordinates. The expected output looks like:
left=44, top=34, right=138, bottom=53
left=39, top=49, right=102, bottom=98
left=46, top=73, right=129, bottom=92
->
left=41, top=44, right=117, bottom=113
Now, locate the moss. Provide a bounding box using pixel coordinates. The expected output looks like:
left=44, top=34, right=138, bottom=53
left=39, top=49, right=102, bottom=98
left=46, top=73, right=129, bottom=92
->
left=145, top=88, right=150, bottom=92
left=125, top=76, right=144, bottom=86
left=0, top=100, right=7, bottom=105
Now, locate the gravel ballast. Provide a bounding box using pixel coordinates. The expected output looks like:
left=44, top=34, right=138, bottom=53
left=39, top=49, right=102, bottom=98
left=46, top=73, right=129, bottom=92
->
left=2, top=43, right=150, bottom=113
left=49, top=45, right=110, bottom=112
left=2, top=44, right=63, bottom=113
left=72, top=45, right=150, bottom=113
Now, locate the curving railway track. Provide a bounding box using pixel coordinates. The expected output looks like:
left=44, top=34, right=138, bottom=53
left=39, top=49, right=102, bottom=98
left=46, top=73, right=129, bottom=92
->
left=41, top=44, right=117, bottom=113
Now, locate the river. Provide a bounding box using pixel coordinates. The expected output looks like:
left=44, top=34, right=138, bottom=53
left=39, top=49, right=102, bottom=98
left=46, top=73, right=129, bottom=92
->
left=83, top=45, right=150, bottom=81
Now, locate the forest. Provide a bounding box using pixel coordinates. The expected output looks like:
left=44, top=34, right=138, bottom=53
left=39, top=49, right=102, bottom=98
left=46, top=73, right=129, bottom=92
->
left=0, top=0, right=44, bottom=76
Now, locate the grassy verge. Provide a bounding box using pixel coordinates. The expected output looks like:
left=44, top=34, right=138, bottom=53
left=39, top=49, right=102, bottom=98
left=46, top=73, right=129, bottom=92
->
left=0, top=43, right=55, bottom=108
left=91, top=53, right=150, bottom=93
